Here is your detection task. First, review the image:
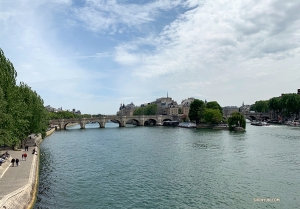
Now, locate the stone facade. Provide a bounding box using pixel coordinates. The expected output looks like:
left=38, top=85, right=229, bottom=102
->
left=180, top=98, right=195, bottom=116
left=155, top=97, right=179, bottom=115
left=116, top=96, right=196, bottom=117
left=117, top=102, right=136, bottom=116
left=222, top=106, right=239, bottom=118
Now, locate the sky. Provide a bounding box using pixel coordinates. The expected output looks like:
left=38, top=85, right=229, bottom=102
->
left=1, top=0, right=299, bottom=114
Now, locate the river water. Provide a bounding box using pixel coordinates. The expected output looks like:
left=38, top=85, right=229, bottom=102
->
left=34, top=123, right=300, bottom=209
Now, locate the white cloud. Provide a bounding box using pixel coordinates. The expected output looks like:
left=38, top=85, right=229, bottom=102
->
left=72, top=0, right=185, bottom=32
left=1, top=0, right=299, bottom=113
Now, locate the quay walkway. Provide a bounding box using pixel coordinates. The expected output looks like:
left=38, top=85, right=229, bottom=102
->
left=0, top=144, right=40, bottom=208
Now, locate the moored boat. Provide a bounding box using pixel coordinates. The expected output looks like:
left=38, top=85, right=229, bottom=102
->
left=251, top=121, right=270, bottom=126
left=163, top=121, right=179, bottom=127
left=178, top=122, right=197, bottom=128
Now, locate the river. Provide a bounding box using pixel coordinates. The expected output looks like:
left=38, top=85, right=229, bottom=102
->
left=34, top=123, right=300, bottom=208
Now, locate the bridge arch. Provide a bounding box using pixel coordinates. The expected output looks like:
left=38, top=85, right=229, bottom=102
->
left=64, top=121, right=82, bottom=129
left=124, top=118, right=141, bottom=126
left=109, top=119, right=122, bottom=127
left=144, top=118, right=157, bottom=126
left=247, top=116, right=257, bottom=121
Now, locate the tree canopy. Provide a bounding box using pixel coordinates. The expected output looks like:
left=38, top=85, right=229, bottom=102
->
left=133, top=104, right=157, bottom=116
left=281, top=94, right=300, bottom=116
left=268, top=97, right=282, bottom=113
left=206, top=101, right=223, bottom=115
left=254, top=100, right=269, bottom=113
left=253, top=94, right=300, bottom=118
left=0, top=48, right=48, bottom=147
left=203, top=108, right=222, bottom=124
left=228, top=112, right=246, bottom=131
left=188, top=99, right=205, bottom=123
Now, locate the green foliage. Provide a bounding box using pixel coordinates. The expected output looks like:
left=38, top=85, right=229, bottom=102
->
left=80, top=114, right=92, bottom=118
left=255, top=94, right=300, bottom=118
left=133, top=104, right=157, bottom=116
left=203, top=108, right=222, bottom=124
left=206, top=101, right=223, bottom=115
left=0, top=48, right=48, bottom=147
left=250, top=104, right=256, bottom=111
left=268, top=97, right=282, bottom=112
left=254, top=100, right=269, bottom=113
left=281, top=94, right=300, bottom=116
left=144, top=104, right=157, bottom=115
left=228, top=112, right=246, bottom=131
left=133, top=107, right=144, bottom=116
left=188, top=99, right=205, bottom=124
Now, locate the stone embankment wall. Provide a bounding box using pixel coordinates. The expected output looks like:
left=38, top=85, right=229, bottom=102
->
left=46, top=128, right=55, bottom=137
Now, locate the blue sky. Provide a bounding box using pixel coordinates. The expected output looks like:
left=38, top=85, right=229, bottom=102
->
left=1, top=0, right=299, bottom=114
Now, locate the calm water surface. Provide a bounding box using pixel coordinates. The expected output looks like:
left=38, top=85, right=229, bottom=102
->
left=35, top=123, right=300, bottom=209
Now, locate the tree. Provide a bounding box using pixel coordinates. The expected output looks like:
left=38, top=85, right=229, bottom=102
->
left=188, top=99, right=205, bottom=124
left=281, top=94, right=300, bottom=117
left=144, top=104, right=157, bottom=115
left=133, top=107, right=145, bottom=116
left=203, top=108, right=222, bottom=124
left=268, top=97, right=282, bottom=112
left=0, top=48, right=49, bottom=146
left=254, top=100, right=269, bottom=113
left=133, top=104, right=157, bottom=116
left=206, top=101, right=223, bottom=115
left=250, top=104, right=256, bottom=111
left=228, top=112, right=246, bottom=131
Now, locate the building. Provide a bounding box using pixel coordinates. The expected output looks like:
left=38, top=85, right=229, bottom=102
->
left=154, top=96, right=179, bottom=115
left=45, top=105, right=63, bottom=112
left=118, top=95, right=180, bottom=116
left=222, top=106, right=239, bottom=118
left=72, top=109, right=81, bottom=115
left=180, top=98, right=195, bottom=116
left=117, top=102, right=136, bottom=116
left=239, top=102, right=251, bottom=114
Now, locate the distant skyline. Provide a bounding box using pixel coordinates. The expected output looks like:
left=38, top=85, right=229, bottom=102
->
left=1, top=0, right=299, bottom=114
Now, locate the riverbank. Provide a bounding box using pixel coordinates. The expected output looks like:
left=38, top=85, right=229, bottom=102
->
left=0, top=128, right=54, bottom=209
left=196, top=124, right=229, bottom=130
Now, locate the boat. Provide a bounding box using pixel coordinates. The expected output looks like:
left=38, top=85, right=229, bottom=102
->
left=286, top=121, right=300, bottom=127
left=251, top=121, right=270, bottom=126
left=162, top=121, right=179, bottom=127
left=178, top=122, right=197, bottom=128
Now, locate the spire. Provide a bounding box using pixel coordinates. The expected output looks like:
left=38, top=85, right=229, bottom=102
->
left=167, top=92, right=168, bottom=98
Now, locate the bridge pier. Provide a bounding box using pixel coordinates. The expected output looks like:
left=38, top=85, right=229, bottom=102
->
left=120, top=116, right=126, bottom=127
left=137, top=116, right=145, bottom=126
left=100, top=122, right=105, bottom=128
left=58, top=119, right=65, bottom=130
left=80, top=122, right=86, bottom=129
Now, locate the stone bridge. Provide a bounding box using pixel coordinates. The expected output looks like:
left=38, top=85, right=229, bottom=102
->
left=241, top=112, right=272, bottom=121
left=50, top=115, right=179, bottom=130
